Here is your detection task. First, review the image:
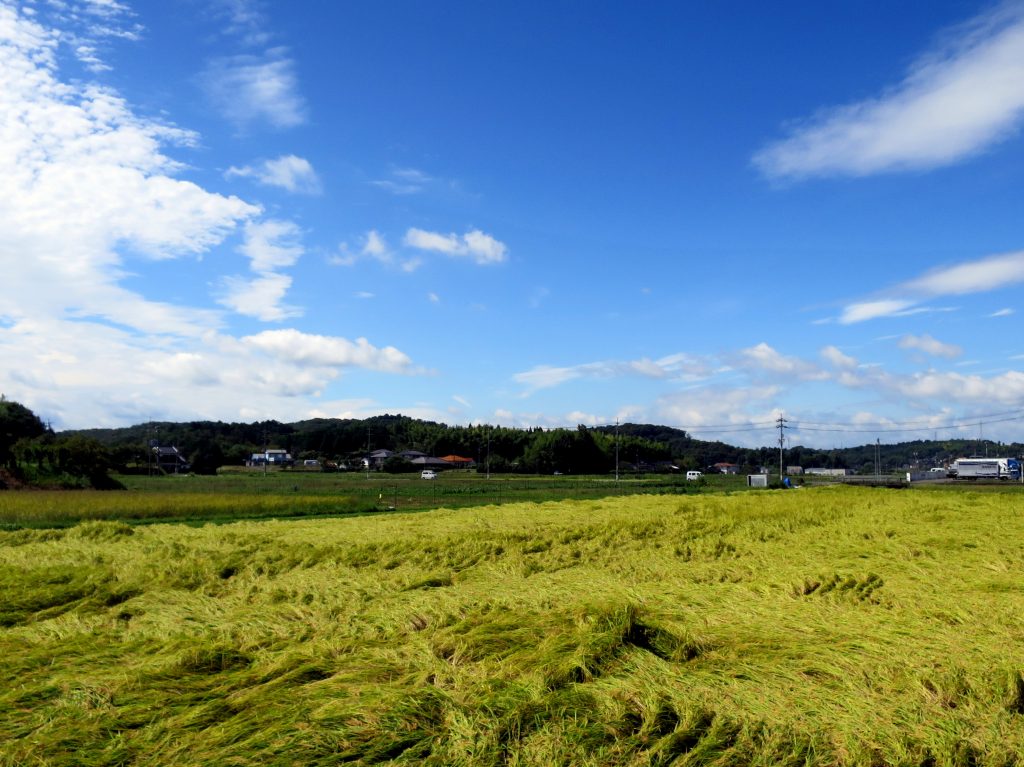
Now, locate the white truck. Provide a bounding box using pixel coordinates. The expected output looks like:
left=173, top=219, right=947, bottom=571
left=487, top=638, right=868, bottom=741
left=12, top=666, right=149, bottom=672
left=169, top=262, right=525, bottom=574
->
left=951, top=458, right=1021, bottom=480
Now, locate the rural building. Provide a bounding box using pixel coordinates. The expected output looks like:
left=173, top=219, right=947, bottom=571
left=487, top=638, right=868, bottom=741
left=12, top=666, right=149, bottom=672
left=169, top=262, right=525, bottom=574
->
left=786, top=466, right=804, bottom=475
left=804, top=468, right=850, bottom=476
left=247, top=449, right=294, bottom=467
left=713, top=462, right=739, bottom=474
left=153, top=445, right=190, bottom=473
left=439, top=454, right=475, bottom=469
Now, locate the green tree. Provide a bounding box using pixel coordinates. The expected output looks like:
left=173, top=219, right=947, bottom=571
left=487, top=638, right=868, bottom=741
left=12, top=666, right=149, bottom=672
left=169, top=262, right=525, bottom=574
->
left=0, top=397, right=46, bottom=470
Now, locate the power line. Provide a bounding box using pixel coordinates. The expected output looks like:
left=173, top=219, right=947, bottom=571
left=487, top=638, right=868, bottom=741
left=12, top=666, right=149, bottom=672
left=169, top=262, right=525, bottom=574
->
left=672, top=408, right=1024, bottom=436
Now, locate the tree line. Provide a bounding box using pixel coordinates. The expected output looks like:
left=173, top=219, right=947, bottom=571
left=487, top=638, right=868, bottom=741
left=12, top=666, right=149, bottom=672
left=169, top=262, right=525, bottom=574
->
left=4, top=396, right=1022, bottom=485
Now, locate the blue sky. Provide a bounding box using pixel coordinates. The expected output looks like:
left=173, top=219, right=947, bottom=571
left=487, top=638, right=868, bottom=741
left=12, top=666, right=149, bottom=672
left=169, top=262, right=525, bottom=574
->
left=2, top=0, right=1024, bottom=448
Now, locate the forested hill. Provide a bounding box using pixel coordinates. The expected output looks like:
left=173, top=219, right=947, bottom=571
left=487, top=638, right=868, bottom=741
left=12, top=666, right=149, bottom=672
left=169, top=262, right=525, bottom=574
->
left=64, top=415, right=1024, bottom=476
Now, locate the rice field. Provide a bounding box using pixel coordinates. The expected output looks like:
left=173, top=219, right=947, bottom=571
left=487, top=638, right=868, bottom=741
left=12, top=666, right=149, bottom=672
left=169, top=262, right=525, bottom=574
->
left=2, top=485, right=1024, bottom=765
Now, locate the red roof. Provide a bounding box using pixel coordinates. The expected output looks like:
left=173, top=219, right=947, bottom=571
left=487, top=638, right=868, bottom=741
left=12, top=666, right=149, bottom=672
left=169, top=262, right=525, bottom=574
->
left=440, top=455, right=474, bottom=463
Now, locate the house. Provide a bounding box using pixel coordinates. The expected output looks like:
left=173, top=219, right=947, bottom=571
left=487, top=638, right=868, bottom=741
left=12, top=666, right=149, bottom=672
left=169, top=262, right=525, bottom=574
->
left=153, top=445, right=190, bottom=473
left=247, top=449, right=294, bottom=467
left=713, top=462, right=739, bottom=475
left=410, top=456, right=452, bottom=470
left=439, top=454, right=475, bottom=469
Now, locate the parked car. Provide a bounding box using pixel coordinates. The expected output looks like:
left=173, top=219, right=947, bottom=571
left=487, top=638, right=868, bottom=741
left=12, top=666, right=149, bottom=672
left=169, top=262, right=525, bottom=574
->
left=686, top=470, right=703, bottom=481
left=420, top=470, right=437, bottom=480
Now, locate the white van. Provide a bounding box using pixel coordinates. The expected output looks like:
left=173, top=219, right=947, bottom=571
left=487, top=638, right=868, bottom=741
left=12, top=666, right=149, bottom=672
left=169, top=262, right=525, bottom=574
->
left=420, top=470, right=437, bottom=480
left=686, top=470, right=703, bottom=481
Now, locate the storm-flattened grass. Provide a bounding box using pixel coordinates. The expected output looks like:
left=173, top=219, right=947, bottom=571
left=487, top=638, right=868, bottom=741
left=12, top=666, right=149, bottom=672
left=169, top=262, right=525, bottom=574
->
left=2, top=485, right=1024, bottom=765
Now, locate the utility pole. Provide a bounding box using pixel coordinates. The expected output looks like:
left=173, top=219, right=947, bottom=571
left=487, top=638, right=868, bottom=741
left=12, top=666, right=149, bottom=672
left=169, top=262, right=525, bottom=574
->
left=776, top=416, right=787, bottom=482
left=614, top=419, right=620, bottom=483
left=875, top=438, right=880, bottom=481
left=366, top=424, right=371, bottom=480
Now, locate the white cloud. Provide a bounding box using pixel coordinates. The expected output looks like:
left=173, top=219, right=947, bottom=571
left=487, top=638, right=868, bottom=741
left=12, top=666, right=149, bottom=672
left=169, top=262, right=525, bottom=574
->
left=242, top=329, right=412, bottom=373
left=0, top=2, right=420, bottom=429
left=0, top=2, right=257, bottom=337
left=212, top=0, right=270, bottom=46
left=839, top=251, right=1024, bottom=323
left=330, top=230, right=412, bottom=269
left=217, top=272, right=298, bottom=321
left=738, top=343, right=829, bottom=380
left=404, top=227, right=508, bottom=265
left=226, top=154, right=320, bottom=194
left=890, top=369, right=1024, bottom=405
left=904, top=251, right=1024, bottom=296
left=202, top=49, right=306, bottom=129
left=654, top=387, right=782, bottom=446
left=755, top=4, right=1024, bottom=179
left=990, top=307, right=1015, bottom=317
left=820, top=345, right=858, bottom=369
left=362, top=229, right=388, bottom=258
left=238, top=219, right=303, bottom=271
left=898, top=333, right=962, bottom=358
left=839, top=299, right=917, bottom=324
left=513, top=353, right=714, bottom=395
left=371, top=168, right=428, bottom=195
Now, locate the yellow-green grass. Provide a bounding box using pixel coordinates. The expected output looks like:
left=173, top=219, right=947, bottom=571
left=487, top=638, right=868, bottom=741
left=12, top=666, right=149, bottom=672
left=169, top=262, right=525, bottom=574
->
left=2, top=485, right=1024, bottom=765
left=2, top=472, right=723, bottom=528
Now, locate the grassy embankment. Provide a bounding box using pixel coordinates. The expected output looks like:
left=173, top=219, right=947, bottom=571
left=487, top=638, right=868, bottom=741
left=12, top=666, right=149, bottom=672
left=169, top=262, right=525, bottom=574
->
left=3, top=485, right=1024, bottom=765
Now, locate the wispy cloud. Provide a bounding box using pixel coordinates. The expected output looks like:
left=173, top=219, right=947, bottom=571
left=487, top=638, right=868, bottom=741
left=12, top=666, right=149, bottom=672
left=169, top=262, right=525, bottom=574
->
left=218, top=219, right=304, bottom=319
left=371, top=167, right=433, bottom=195
left=755, top=3, right=1024, bottom=179
left=211, top=0, right=271, bottom=46
left=990, top=307, right=1015, bottom=317
left=820, top=345, right=858, bottom=370
left=839, top=250, right=1024, bottom=323
left=226, top=154, right=321, bottom=194
left=513, top=353, right=714, bottom=395
left=898, top=333, right=962, bottom=359
left=404, top=228, right=508, bottom=265
left=201, top=49, right=306, bottom=129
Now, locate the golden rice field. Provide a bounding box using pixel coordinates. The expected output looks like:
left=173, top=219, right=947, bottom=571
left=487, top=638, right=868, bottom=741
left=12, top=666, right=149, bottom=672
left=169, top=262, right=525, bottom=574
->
left=2, top=485, right=1024, bottom=766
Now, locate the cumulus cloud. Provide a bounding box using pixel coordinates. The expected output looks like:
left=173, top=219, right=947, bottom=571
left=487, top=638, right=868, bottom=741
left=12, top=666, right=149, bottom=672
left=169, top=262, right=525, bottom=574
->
left=217, top=272, right=298, bottom=321
left=216, top=219, right=305, bottom=319
left=755, top=3, right=1024, bottom=179
left=404, top=227, right=508, bottom=265
left=898, top=333, right=962, bottom=358
left=654, top=386, right=782, bottom=445
left=0, top=5, right=417, bottom=427
left=201, top=49, right=306, bottom=129
left=226, top=154, right=320, bottom=193
left=0, top=3, right=257, bottom=335
left=738, top=343, right=829, bottom=380
left=242, top=329, right=413, bottom=373
left=839, top=250, right=1024, bottom=323
left=238, top=219, right=303, bottom=271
